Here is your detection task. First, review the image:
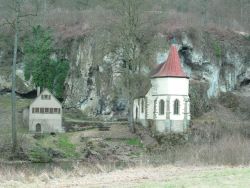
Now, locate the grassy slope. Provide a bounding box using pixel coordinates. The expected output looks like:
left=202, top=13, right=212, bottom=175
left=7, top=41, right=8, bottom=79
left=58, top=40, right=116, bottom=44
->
left=0, top=95, right=31, bottom=139
left=0, top=95, right=31, bottom=128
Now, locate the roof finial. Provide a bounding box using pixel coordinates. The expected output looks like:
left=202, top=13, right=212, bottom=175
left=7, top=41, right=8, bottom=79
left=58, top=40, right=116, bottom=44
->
left=167, top=34, right=177, bottom=45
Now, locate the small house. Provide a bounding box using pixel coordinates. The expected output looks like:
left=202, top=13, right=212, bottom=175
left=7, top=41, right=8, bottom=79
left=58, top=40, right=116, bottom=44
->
left=133, top=44, right=190, bottom=133
left=29, top=89, right=64, bottom=133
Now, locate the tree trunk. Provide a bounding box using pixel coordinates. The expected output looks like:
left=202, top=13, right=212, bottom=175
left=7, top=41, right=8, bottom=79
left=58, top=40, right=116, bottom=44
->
left=128, top=96, right=135, bottom=133
left=240, top=0, right=245, bottom=26
left=43, top=0, right=47, bottom=25
left=11, top=9, right=19, bottom=154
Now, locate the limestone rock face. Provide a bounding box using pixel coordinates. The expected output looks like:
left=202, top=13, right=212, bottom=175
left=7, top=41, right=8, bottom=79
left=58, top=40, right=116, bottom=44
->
left=63, top=39, right=95, bottom=109
left=0, top=63, right=33, bottom=94
left=178, top=31, right=250, bottom=98
left=63, top=38, right=127, bottom=118
left=0, top=29, right=249, bottom=118
left=0, top=71, right=11, bottom=91
left=63, top=31, right=249, bottom=118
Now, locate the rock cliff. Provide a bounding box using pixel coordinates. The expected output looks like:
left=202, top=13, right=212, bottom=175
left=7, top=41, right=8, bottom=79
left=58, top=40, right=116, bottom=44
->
left=0, top=28, right=249, bottom=118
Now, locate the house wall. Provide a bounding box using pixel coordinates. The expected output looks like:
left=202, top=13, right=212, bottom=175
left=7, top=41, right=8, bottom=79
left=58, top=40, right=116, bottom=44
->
left=155, top=120, right=187, bottom=133
left=133, top=98, right=146, bottom=120
left=29, top=119, right=63, bottom=133
left=145, top=89, right=154, bottom=120
left=151, top=77, right=189, bottom=96
left=133, top=77, right=190, bottom=133
left=148, top=95, right=190, bottom=120
left=29, top=90, right=63, bottom=133
left=152, top=95, right=190, bottom=133
left=133, top=98, right=148, bottom=127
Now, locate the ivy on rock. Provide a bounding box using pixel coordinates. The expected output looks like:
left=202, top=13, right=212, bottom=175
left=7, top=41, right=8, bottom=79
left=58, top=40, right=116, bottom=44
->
left=23, top=25, right=69, bottom=98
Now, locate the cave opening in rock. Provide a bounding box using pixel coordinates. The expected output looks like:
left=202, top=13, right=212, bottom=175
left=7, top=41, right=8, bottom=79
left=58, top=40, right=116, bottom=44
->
left=16, top=90, right=37, bottom=99
left=240, top=79, right=250, bottom=87
left=0, top=88, right=11, bottom=95
left=0, top=89, right=37, bottom=98
left=179, top=45, right=192, bottom=65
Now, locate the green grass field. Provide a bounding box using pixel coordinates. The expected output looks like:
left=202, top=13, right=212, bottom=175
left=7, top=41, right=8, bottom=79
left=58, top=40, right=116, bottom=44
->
left=139, top=167, right=250, bottom=188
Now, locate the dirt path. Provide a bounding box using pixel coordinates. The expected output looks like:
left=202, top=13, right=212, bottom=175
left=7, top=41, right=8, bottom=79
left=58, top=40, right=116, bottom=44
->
left=80, top=124, right=136, bottom=139
left=1, top=165, right=250, bottom=188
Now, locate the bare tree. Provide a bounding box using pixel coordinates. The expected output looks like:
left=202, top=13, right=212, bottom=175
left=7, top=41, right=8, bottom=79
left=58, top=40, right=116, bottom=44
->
left=109, top=0, right=157, bottom=132
left=11, top=1, right=20, bottom=154
left=0, top=0, right=38, bottom=154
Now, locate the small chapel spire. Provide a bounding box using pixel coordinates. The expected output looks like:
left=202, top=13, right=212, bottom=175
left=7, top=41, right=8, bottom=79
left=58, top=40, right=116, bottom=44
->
left=171, top=36, right=177, bottom=44
left=151, top=44, right=188, bottom=78
left=167, top=34, right=177, bottom=45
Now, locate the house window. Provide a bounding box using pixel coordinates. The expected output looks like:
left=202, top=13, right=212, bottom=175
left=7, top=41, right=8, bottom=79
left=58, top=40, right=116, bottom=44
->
left=40, top=108, right=45, bottom=114
left=41, top=95, right=51, bottom=100
left=32, top=108, right=39, bottom=113
left=141, top=99, right=144, bottom=113
left=174, top=99, right=180, bottom=115
left=33, top=107, right=60, bottom=114
left=159, top=100, right=165, bottom=115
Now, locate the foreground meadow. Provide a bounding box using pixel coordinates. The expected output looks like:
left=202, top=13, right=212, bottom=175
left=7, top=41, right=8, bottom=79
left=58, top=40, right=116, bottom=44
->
left=0, top=165, right=249, bottom=188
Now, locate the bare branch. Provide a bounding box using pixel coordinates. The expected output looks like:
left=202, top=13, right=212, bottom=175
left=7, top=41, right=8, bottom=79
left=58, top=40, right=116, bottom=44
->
left=19, top=0, right=39, bottom=18
left=19, top=12, right=37, bottom=18
left=0, top=22, right=12, bottom=28
left=0, top=17, right=15, bottom=29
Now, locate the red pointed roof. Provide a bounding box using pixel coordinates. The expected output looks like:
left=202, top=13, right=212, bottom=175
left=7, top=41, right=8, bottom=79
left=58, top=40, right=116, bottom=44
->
left=151, top=45, right=188, bottom=78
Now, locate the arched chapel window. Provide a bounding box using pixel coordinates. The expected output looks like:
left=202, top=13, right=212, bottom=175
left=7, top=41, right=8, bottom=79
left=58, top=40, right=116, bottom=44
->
left=141, top=99, right=144, bottom=113
left=174, top=99, right=180, bottom=115
left=159, top=100, right=165, bottom=115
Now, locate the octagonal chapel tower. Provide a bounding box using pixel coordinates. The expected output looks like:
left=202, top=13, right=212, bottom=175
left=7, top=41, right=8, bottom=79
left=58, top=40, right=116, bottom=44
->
left=133, top=44, right=190, bottom=133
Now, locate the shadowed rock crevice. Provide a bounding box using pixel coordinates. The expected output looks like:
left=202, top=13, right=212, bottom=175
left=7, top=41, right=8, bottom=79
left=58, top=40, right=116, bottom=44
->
left=240, top=79, right=250, bottom=87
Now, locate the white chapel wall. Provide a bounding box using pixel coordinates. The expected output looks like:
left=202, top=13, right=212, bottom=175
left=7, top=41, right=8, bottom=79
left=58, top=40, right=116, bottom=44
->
left=153, top=77, right=189, bottom=96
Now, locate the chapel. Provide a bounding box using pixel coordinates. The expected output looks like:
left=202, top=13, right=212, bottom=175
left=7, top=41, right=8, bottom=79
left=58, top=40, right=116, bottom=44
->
left=133, top=44, right=190, bottom=133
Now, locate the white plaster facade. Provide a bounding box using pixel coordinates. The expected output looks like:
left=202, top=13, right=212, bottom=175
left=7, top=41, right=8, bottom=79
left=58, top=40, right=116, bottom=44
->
left=133, top=45, right=190, bottom=133
left=29, top=89, right=64, bottom=133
